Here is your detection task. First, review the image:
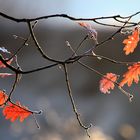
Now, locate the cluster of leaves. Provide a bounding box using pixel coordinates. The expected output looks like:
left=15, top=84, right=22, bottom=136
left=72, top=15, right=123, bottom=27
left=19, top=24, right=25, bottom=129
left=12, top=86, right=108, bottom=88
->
left=0, top=20, right=136, bottom=125
left=99, top=28, right=140, bottom=94
left=78, top=22, right=140, bottom=97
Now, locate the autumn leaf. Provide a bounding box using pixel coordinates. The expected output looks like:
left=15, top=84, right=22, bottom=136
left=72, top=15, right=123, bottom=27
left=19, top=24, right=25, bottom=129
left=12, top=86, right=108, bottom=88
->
left=0, top=90, right=8, bottom=107
left=3, top=102, right=32, bottom=122
left=0, top=73, right=14, bottom=78
left=99, top=73, right=117, bottom=94
left=0, top=58, right=13, bottom=68
left=123, top=27, right=139, bottom=55
left=120, top=62, right=140, bottom=87
left=78, top=22, right=98, bottom=43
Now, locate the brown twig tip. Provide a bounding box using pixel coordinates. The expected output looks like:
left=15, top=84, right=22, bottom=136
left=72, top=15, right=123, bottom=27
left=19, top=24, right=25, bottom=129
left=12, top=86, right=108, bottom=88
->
left=129, top=94, right=134, bottom=103
left=118, top=86, right=134, bottom=102
left=33, top=110, right=43, bottom=115
left=81, top=122, right=92, bottom=130
left=85, top=124, right=92, bottom=138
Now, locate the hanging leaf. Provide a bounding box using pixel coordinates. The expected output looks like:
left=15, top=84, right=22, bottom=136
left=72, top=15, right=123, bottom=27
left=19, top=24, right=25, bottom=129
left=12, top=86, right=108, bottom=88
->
left=120, top=62, right=140, bottom=87
left=3, top=102, right=32, bottom=122
left=0, top=58, right=13, bottom=68
left=99, top=73, right=117, bottom=94
left=123, top=27, right=139, bottom=55
left=78, top=22, right=98, bottom=43
left=0, top=90, right=8, bottom=107
left=0, top=73, right=14, bottom=78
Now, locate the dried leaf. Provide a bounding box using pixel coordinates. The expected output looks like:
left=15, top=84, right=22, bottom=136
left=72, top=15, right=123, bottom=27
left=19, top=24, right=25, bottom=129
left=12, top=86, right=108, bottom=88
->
left=3, top=102, right=32, bottom=122
left=0, top=90, right=8, bottom=107
left=99, top=73, right=117, bottom=94
left=78, top=22, right=98, bottom=43
left=0, top=73, right=14, bottom=78
left=123, top=27, right=139, bottom=55
left=120, top=62, right=140, bottom=87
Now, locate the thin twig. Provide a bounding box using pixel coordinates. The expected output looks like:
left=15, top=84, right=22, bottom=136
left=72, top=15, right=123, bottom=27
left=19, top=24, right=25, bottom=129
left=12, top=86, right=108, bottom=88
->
left=0, top=54, right=59, bottom=74
left=8, top=21, right=38, bottom=61
left=71, top=35, right=88, bottom=57
left=8, top=73, right=20, bottom=100
left=63, top=64, right=91, bottom=137
left=90, top=53, right=137, bottom=65
left=27, top=21, right=62, bottom=63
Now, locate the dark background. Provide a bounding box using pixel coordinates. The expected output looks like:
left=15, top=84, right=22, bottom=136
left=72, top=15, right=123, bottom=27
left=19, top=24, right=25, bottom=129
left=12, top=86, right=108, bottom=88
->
left=0, top=1, right=140, bottom=140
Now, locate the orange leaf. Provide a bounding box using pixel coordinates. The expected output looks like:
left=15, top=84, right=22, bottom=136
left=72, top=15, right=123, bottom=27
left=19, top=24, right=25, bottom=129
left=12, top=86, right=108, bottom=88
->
left=123, top=27, right=139, bottom=55
left=99, top=73, right=117, bottom=94
left=120, top=62, right=140, bottom=87
left=0, top=90, right=8, bottom=107
left=0, top=58, right=13, bottom=68
left=3, top=102, right=32, bottom=122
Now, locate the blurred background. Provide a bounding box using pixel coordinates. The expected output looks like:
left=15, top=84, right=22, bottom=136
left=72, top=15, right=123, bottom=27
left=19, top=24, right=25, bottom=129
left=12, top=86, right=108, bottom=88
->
left=0, top=0, right=140, bottom=140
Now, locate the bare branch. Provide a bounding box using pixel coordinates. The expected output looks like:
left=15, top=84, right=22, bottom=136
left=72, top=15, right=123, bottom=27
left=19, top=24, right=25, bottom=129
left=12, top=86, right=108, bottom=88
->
left=63, top=64, right=91, bottom=137
left=0, top=11, right=139, bottom=26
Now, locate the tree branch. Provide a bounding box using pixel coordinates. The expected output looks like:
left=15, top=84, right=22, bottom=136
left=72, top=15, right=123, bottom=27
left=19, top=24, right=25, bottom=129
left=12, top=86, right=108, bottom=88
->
left=63, top=64, right=91, bottom=137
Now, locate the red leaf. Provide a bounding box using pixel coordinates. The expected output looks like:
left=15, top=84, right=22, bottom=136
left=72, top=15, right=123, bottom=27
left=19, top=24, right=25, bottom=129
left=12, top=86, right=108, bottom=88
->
left=0, top=58, right=13, bottom=68
left=99, top=73, right=117, bottom=94
left=3, top=102, right=32, bottom=122
left=0, top=90, right=8, bottom=107
left=123, top=27, right=139, bottom=55
left=0, top=73, right=14, bottom=78
left=120, top=62, right=140, bottom=87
